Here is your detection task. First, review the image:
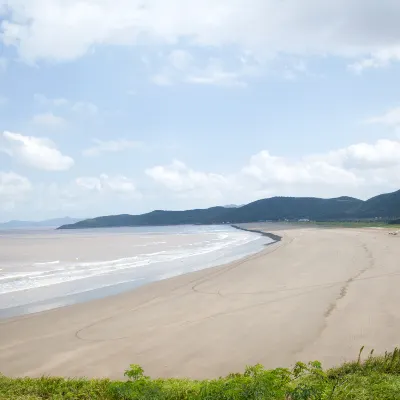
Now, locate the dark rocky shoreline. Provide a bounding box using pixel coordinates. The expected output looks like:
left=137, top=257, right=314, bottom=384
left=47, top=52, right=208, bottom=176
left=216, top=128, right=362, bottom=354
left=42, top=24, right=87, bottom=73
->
left=231, top=225, right=282, bottom=243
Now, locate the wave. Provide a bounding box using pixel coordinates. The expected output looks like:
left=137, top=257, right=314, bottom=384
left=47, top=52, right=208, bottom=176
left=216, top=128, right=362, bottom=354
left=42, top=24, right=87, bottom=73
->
left=0, top=228, right=264, bottom=296
left=33, top=261, right=60, bottom=266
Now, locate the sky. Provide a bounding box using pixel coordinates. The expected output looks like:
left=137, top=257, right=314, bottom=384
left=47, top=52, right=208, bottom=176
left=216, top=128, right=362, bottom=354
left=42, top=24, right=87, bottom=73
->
left=1, top=0, right=400, bottom=222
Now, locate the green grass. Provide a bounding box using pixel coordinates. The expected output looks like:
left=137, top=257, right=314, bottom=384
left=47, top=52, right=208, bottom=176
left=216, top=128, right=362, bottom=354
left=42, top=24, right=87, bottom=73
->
left=296, top=221, right=400, bottom=229
left=2, top=348, right=400, bottom=399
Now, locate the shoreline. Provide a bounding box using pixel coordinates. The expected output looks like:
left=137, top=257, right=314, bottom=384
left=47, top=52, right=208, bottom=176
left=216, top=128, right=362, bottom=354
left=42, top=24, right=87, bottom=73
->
left=231, top=224, right=283, bottom=243
left=1, top=224, right=399, bottom=379
left=0, top=225, right=272, bottom=319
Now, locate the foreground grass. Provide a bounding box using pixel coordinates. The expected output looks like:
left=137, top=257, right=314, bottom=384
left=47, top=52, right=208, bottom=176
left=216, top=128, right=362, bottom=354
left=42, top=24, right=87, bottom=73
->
left=2, top=348, right=400, bottom=399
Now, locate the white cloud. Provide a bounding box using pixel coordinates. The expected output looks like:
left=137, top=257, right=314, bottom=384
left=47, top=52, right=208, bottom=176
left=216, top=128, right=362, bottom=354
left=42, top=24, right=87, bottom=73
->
left=71, top=101, right=98, bottom=115
left=4, top=174, right=141, bottom=220
left=320, top=140, right=400, bottom=170
left=34, top=93, right=69, bottom=107
left=242, top=151, right=360, bottom=186
left=34, top=94, right=98, bottom=116
left=185, top=59, right=248, bottom=87
left=282, top=60, right=309, bottom=81
left=349, top=58, right=387, bottom=74
left=4, top=0, right=400, bottom=71
left=366, top=107, right=400, bottom=127
left=152, top=50, right=252, bottom=87
left=147, top=139, right=400, bottom=201
left=1, top=131, right=74, bottom=171
left=76, top=174, right=140, bottom=197
left=0, top=171, right=32, bottom=210
left=348, top=48, right=400, bottom=73
left=31, top=112, right=66, bottom=128
left=83, top=139, right=143, bottom=157
left=152, top=73, right=173, bottom=86
left=146, top=160, right=232, bottom=199
left=168, top=49, right=193, bottom=71
left=3, top=137, right=400, bottom=219
left=242, top=139, right=400, bottom=197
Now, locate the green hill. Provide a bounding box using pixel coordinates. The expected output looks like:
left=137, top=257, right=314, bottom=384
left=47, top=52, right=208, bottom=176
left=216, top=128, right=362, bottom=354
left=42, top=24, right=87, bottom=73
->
left=58, top=190, right=400, bottom=229
left=59, top=207, right=229, bottom=229
left=219, top=196, right=364, bottom=223
left=356, top=190, right=400, bottom=219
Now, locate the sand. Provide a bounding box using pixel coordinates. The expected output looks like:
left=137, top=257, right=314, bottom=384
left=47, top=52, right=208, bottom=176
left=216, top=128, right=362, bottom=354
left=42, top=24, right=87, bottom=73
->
left=1, top=224, right=400, bottom=379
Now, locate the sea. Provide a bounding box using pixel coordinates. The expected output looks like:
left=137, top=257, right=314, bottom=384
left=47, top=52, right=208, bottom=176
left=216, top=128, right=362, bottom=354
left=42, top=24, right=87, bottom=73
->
left=0, top=225, right=273, bottom=318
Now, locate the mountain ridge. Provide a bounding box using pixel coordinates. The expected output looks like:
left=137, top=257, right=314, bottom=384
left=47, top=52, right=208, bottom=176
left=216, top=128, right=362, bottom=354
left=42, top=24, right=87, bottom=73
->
left=58, top=190, right=400, bottom=230
left=0, top=217, right=82, bottom=229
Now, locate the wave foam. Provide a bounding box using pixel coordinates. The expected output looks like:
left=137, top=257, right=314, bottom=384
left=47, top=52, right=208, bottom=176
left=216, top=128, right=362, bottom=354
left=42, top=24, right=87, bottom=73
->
left=0, top=227, right=264, bottom=296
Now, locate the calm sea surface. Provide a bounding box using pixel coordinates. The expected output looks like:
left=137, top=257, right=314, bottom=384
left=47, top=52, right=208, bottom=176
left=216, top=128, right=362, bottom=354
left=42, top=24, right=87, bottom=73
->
left=0, top=225, right=272, bottom=318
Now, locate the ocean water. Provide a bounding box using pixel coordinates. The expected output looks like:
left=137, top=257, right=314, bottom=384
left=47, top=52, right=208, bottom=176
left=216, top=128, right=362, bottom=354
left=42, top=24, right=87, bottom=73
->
left=0, top=225, right=273, bottom=318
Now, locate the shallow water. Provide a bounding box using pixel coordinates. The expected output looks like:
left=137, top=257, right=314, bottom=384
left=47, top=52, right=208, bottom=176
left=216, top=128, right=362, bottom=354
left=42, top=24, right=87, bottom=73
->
left=0, top=225, right=272, bottom=318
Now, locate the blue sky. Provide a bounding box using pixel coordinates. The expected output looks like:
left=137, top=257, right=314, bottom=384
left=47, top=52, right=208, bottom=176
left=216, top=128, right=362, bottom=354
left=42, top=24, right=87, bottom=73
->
left=1, top=0, right=400, bottom=222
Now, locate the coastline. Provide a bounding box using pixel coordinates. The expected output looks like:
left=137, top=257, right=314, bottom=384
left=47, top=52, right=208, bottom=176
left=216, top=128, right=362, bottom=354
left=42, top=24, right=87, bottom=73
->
left=0, top=225, right=272, bottom=319
left=1, top=224, right=400, bottom=380
left=231, top=224, right=283, bottom=243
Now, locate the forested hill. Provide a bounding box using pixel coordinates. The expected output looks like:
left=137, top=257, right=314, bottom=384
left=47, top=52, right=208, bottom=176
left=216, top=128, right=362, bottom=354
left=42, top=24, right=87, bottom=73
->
left=58, top=190, right=400, bottom=229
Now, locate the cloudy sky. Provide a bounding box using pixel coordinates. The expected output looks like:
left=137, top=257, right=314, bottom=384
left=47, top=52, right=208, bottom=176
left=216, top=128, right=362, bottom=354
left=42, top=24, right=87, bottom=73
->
left=1, top=0, right=400, bottom=221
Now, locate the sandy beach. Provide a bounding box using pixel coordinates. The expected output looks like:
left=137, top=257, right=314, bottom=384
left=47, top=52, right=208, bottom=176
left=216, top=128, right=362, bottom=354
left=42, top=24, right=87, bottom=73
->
left=1, top=224, right=400, bottom=379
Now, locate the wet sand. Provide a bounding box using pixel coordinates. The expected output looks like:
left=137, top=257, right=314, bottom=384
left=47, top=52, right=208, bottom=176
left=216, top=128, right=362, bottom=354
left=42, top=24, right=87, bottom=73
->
left=1, top=224, right=400, bottom=379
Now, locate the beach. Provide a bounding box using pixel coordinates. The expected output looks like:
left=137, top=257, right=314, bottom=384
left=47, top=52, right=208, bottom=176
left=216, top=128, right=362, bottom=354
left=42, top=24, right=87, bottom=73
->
left=1, top=224, right=400, bottom=379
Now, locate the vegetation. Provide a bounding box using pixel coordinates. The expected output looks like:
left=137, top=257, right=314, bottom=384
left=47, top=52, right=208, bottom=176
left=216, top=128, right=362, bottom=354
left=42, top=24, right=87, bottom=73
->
left=301, top=221, right=400, bottom=229
left=2, top=348, right=400, bottom=399
left=58, top=190, right=400, bottom=229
